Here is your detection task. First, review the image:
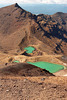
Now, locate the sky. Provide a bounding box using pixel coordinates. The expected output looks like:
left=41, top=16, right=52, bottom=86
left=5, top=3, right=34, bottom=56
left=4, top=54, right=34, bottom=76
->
left=0, top=0, right=67, bottom=4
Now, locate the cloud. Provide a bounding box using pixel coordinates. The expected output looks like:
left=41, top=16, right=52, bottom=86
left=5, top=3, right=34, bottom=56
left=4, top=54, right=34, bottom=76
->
left=0, top=0, right=42, bottom=4
left=41, top=0, right=56, bottom=4
left=0, top=0, right=67, bottom=4
left=54, top=0, right=67, bottom=4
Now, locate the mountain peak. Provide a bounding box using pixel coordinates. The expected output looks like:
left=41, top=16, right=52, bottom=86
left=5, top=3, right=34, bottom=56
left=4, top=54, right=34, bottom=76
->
left=55, top=12, right=64, bottom=15
left=14, top=3, right=22, bottom=9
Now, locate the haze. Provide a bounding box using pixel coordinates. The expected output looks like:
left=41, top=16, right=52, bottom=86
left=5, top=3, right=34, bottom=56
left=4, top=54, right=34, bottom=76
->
left=0, top=0, right=67, bottom=4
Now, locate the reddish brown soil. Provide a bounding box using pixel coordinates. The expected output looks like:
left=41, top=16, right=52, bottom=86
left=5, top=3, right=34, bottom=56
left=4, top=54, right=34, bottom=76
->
left=0, top=4, right=67, bottom=100
left=0, top=63, right=67, bottom=100
left=0, top=3, right=67, bottom=56
left=0, top=76, right=67, bottom=100
left=0, top=63, right=54, bottom=76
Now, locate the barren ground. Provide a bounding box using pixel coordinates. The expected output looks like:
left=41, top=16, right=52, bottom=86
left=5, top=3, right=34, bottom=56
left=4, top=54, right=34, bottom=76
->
left=0, top=51, right=67, bottom=100
left=0, top=3, right=67, bottom=100
left=0, top=76, right=67, bottom=100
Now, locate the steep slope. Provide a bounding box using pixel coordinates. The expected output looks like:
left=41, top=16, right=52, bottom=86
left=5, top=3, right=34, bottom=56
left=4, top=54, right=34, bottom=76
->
left=0, top=3, right=36, bottom=35
left=35, top=13, right=67, bottom=55
left=0, top=63, right=54, bottom=76
left=52, top=12, right=67, bottom=31
left=0, top=3, right=67, bottom=56
left=0, top=3, right=38, bottom=51
left=0, top=3, right=53, bottom=54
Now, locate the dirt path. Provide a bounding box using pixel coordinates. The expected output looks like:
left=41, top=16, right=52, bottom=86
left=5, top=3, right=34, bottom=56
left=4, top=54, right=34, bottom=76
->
left=0, top=51, right=63, bottom=64
left=0, top=51, right=67, bottom=100
left=0, top=52, right=67, bottom=77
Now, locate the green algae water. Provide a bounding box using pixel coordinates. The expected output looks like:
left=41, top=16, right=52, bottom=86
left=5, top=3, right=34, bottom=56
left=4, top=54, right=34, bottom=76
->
left=27, top=61, right=64, bottom=73
left=24, top=46, right=35, bottom=53
left=13, top=60, right=20, bottom=63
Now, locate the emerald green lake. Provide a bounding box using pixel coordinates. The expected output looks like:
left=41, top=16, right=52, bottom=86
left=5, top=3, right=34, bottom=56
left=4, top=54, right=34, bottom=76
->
left=24, top=46, right=35, bottom=53
left=13, top=60, right=20, bottom=63
left=27, top=61, right=64, bottom=73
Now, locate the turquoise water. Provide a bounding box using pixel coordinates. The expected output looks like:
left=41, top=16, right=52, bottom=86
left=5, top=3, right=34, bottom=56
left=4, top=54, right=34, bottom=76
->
left=27, top=61, right=64, bottom=73
left=24, top=46, right=35, bottom=53
left=13, top=60, right=20, bottom=63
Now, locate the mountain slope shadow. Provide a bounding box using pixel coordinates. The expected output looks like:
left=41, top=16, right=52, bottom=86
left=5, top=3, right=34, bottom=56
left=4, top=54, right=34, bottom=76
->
left=0, top=63, right=54, bottom=76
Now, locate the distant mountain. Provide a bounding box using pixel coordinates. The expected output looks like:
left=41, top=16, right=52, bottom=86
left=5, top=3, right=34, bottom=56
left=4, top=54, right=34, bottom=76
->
left=0, top=3, right=67, bottom=56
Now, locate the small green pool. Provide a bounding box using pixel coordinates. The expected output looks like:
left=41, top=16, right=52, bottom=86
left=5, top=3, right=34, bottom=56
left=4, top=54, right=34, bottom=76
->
left=13, top=60, right=20, bottom=63
left=24, top=46, right=35, bottom=53
left=27, top=61, right=64, bottom=73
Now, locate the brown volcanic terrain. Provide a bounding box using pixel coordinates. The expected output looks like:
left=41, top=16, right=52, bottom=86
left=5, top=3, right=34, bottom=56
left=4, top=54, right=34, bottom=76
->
left=0, top=3, right=67, bottom=100
left=0, top=76, right=67, bottom=100
left=0, top=3, right=36, bottom=51
left=0, top=3, right=67, bottom=56
left=0, top=63, right=54, bottom=76
left=36, top=13, right=67, bottom=55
